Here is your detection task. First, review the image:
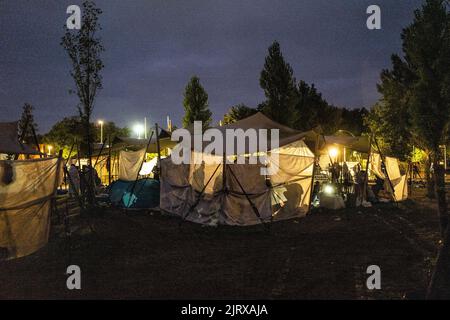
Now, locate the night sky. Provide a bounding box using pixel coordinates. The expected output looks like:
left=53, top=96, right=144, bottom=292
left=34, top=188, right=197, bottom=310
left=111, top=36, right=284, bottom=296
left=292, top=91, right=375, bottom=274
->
left=0, top=0, right=423, bottom=133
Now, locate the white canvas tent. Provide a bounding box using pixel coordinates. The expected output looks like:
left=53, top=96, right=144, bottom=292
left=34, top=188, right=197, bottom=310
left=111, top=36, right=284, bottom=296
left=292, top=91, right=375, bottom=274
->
left=370, top=153, right=408, bottom=201
left=0, top=121, right=62, bottom=259
left=160, top=113, right=316, bottom=226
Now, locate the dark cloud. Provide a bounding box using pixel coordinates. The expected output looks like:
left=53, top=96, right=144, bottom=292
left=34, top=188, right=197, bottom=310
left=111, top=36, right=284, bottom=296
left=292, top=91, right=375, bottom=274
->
left=0, top=0, right=423, bottom=133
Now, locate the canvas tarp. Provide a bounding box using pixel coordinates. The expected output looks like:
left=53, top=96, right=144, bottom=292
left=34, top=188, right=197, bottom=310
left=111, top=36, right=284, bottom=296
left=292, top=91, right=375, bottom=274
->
left=0, top=157, right=62, bottom=259
left=118, top=148, right=146, bottom=181
left=183, top=112, right=320, bottom=155
left=160, top=139, right=315, bottom=226
left=369, top=153, right=408, bottom=201
left=323, top=135, right=370, bottom=153
left=385, top=156, right=408, bottom=201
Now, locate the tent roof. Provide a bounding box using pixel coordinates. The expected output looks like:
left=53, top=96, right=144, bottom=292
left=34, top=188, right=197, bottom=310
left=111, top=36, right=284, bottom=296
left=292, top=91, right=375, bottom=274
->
left=186, top=112, right=321, bottom=154
left=0, top=121, right=41, bottom=155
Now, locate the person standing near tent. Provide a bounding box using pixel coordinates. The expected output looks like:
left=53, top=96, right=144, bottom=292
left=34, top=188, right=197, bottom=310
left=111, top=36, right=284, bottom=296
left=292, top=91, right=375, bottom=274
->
left=68, top=164, right=80, bottom=197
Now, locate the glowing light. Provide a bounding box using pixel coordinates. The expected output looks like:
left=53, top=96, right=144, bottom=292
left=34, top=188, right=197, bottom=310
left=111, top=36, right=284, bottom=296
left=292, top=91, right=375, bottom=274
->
left=98, top=120, right=104, bottom=125
left=323, top=184, right=334, bottom=195
left=329, top=147, right=339, bottom=158
left=47, top=145, right=53, bottom=155
left=133, top=123, right=144, bottom=139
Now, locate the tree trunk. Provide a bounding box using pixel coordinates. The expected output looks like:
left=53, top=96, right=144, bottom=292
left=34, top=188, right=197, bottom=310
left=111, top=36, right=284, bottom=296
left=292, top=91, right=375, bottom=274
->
left=85, top=117, right=94, bottom=207
left=426, top=162, right=449, bottom=299
left=434, top=162, right=448, bottom=237
left=425, top=154, right=435, bottom=198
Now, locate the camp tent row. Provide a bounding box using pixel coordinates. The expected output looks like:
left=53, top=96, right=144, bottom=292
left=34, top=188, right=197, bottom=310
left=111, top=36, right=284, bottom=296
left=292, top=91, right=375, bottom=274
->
left=0, top=122, right=63, bottom=259
left=159, top=112, right=409, bottom=226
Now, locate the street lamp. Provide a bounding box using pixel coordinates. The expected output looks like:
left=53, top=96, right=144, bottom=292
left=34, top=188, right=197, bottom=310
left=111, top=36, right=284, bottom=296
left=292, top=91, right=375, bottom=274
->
left=133, top=123, right=144, bottom=139
left=335, top=130, right=354, bottom=163
left=329, top=147, right=339, bottom=160
left=98, top=120, right=104, bottom=143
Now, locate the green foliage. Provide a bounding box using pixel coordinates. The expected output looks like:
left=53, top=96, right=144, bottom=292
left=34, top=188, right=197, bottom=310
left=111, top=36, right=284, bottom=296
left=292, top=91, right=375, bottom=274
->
left=223, top=104, right=258, bottom=124
left=365, top=101, right=412, bottom=160
left=403, top=0, right=450, bottom=153
left=370, top=0, right=450, bottom=160
left=61, top=0, right=105, bottom=164
left=259, top=41, right=299, bottom=127
left=294, top=80, right=368, bottom=135
left=18, top=103, right=38, bottom=144
left=43, top=116, right=129, bottom=158
left=182, top=76, right=212, bottom=129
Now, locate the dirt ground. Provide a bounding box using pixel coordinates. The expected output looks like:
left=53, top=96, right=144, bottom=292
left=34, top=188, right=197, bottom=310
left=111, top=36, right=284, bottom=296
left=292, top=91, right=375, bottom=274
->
left=0, top=186, right=446, bottom=300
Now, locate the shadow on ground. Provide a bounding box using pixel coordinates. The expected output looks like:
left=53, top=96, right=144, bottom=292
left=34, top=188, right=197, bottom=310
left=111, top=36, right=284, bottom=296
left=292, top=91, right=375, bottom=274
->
left=0, top=188, right=442, bottom=299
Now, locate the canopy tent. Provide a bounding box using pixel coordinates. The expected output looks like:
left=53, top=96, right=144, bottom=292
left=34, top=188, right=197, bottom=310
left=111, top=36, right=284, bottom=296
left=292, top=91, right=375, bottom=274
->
left=74, top=128, right=175, bottom=158
left=183, top=112, right=320, bottom=154
left=0, top=157, right=63, bottom=259
left=0, top=122, right=41, bottom=155
left=318, top=133, right=408, bottom=202
left=160, top=113, right=316, bottom=226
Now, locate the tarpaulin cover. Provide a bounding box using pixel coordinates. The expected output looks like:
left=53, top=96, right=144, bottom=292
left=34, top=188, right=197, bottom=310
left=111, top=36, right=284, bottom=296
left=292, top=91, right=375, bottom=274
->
left=369, top=153, right=408, bottom=201
left=0, top=157, right=62, bottom=259
left=109, top=179, right=160, bottom=208
left=118, top=148, right=146, bottom=181
left=160, top=139, right=314, bottom=226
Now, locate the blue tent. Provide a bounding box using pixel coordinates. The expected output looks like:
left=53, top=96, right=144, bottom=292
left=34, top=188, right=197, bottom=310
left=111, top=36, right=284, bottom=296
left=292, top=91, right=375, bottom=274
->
left=109, top=179, right=160, bottom=209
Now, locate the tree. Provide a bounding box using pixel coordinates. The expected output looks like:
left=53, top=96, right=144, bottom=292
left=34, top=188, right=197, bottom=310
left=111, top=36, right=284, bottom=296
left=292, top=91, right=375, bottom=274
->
left=259, top=41, right=298, bottom=127
left=18, top=103, right=38, bottom=145
left=223, top=104, right=257, bottom=124
left=43, top=116, right=84, bottom=158
left=182, top=76, right=212, bottom=129
left=61, top=0, right=105, bottom=205
left=365, top=100, right=412, bottom=161
left=371, top=0, right=449, bottom=298
left=98, top=121, right=130, bottom=142
left=294, top=81, right=327, bottom=131
left=294, top=80, right=368, bottom=135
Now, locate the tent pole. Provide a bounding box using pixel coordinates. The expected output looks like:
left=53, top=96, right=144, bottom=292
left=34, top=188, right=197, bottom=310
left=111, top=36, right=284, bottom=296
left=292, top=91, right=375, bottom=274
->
left=373, top=137, right=398, bottom=205
left=76, top=142, right=81, bottom=169
left=52, top=150, right=64, bottom=221
left=93, top=138, right=107, bottom=168
left=307, top=134, right=320, bottom=214
left=362, top=134, right=373, bottom=202
left=30, top=125, right=41, bottom=158
left=108, top=134, right=112, bottom=185
left=155, top=123, right=162, bottom=178
left=182, top=163, right=222, bottom=222
left=227, top=165, right=268, bottom=230
left=126, top=130, right=154, bottom=208
left=64, top=141, right=76, bottom=190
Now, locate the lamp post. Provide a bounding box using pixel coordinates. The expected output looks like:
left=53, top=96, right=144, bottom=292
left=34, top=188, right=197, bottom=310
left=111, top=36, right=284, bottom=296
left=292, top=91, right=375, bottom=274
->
left=98, top=120, right=104, bottom=143
left=133, top=123, right=144, bottom=139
